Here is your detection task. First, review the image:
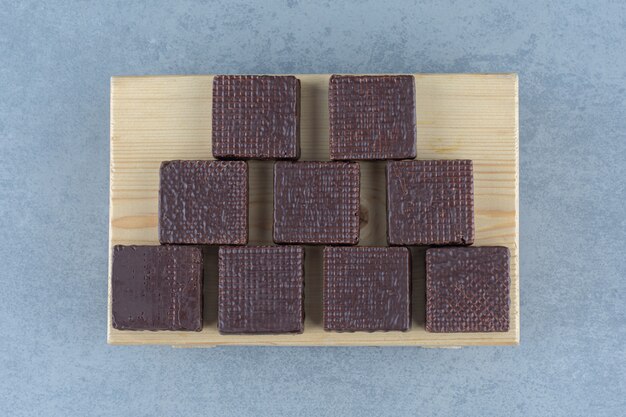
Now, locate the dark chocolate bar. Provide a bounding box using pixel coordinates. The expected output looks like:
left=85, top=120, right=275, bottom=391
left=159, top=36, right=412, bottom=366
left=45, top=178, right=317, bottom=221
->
left=387, top=160, right=474, bottom=246
left=111, top=245, right=203, bottom=331
left=323, top=246, right=411, bottom=332
left=273, top=161, right=360, bottom=245
left=159, top=160, right=248, bottom=245
left=329, top=75, right=416, bottom=160
left=218, top=246, right=305, bottom=334
left=426, top=246, right=510, bottom=332
left=212, top=75, right=300, bottom=160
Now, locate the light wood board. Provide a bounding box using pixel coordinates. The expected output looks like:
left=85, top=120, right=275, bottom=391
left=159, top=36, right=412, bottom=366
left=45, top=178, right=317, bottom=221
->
left=109, top=74, right=519, bottom=347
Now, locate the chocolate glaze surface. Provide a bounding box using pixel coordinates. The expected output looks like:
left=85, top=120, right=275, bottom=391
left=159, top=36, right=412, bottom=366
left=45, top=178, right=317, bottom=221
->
left=387, top=160, right=474, bottom=246
left=323, top=246, right=411, bottom=332
left=329, top=75, right=416, bottom=160
left=212, top=75, right=300, bottom=160
left=111, top=245, right=203, bottom=331
left=218, top=246, right=304, bottom=334
left=273, top=161, right=360, bottom=245
left=426, top=246, right=510, bottom=333
left=159, top=160, right=248, bottom=245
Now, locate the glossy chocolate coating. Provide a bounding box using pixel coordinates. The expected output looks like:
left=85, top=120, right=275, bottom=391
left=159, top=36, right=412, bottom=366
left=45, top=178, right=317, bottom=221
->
left=218, top=246, right=304, bottom=334
left=387, top=160, right=474, bottom=246
left=212, top=75, right=300, bottom=160
left=273, top=161, right=360, bottom=245
left=159, top=160, right=248, bottom=245
left=329, top=75, right=416, bottom=160
left=426, top=246, right=510, bottom=333
left=111, top=245, right=203, bottom=331
left=323, top=246, right=411, bottom=332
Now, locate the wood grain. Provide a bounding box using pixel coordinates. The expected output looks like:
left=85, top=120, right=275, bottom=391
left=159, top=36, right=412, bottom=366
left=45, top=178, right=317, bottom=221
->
left=109, top=74, right=519, bottom=347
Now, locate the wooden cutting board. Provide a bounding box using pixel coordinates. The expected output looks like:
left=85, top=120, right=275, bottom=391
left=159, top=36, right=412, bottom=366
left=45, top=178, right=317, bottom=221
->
left=108, top=74, right=519, bottom=347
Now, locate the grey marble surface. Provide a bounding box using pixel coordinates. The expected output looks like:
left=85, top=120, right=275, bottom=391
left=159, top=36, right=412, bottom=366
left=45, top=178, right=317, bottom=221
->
left=1, top=1, right=624, bottom=416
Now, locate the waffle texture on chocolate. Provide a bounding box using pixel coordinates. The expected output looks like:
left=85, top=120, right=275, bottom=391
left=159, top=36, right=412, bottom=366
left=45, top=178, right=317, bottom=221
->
left=218, top=246, right=305, bottom=334
left=323, top=247, right=411, bottom=331
left=212, top=75, right=300, bottom=160
left=111, top=245, right=203, bottom=331
left=273, top=162, right=360, bottom=245
left=159, top=160, right=248, bottom=245
left=426, top=247, right=510, bottom=333
left=387, top=160, right=474, bottom=245
left=328, top=75, right=416, bottom=160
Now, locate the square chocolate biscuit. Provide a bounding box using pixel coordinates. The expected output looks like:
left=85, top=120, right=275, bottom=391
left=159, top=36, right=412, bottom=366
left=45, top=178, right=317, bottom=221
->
left=329, top=75, right=416, bottom=160
left=273, top=162, right=360, bottom=245
left=212, top=75, right=300, bottom=160
left=111, top=245, right=203, bottom=331
left=323, top=247, right=411, bottom=332
left=159, top=160, right=248, bottom=245
left=426, top=247, right=510, bottom=333
left=387, top=160, right=474, bottom=246
left=218, top=246, right=304, bottom=334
